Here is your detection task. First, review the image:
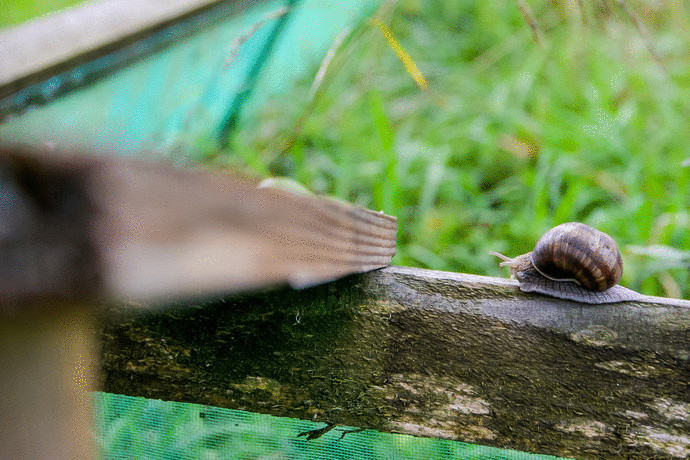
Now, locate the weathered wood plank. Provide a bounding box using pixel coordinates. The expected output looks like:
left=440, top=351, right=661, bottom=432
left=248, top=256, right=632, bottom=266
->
left=376, top=266, right=690, bottom=359
left=0, top=0, right=240, bottom=98
left=99, top=266, right=690, bottom=459
left=0, top=148, right=396, bottom=306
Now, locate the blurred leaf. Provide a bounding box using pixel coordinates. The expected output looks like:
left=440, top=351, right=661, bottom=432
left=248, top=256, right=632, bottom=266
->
left=368, top=90, right=399, bottom=214
left=627, top=244, right=690, bottom=271
left=373, top=19, right=428, bottom=90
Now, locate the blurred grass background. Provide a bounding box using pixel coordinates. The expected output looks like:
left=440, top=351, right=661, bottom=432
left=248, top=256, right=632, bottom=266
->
left=0, top=0, right=86, bottom=28
left=4, top=0, right=689, bottom=299
left=218, top=0, right=690, bottom=299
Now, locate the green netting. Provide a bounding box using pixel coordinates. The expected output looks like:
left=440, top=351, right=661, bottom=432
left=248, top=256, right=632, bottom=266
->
left=93, top=392, right=570, bottom=460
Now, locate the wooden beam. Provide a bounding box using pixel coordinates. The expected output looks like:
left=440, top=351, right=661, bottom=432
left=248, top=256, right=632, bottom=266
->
left=0, top=0, right=249, bottom=99
left=0, top=148, right=396, bottom=306
left=376, top=266, right=690, bottom=359
left=99, top=266, right=690, bottom=459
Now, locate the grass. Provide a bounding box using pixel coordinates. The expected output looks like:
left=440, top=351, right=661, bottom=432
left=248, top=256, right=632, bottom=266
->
left=0, top=0, right=88, bottom=29
left=217, top=0, right=690, bottom=299
left=3, top=0, right=688, bottom=299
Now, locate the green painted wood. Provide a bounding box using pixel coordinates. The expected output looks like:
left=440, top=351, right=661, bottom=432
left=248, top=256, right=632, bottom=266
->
left=0, top=0, right=380, bottom=158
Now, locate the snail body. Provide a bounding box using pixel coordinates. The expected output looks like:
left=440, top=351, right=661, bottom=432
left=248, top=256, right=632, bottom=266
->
left=491, top=222, right=643, bottom=304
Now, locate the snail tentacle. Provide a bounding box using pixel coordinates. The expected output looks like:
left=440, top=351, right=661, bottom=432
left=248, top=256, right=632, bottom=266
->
left=489, top=251, right=513, bottom=266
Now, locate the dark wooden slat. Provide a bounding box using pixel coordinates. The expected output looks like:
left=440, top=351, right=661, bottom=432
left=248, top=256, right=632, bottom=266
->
left=0, top=148, right=397, bottom=306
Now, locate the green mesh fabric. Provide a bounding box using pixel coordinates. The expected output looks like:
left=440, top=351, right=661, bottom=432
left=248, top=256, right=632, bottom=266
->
left=93, top=392, right=569, bottom=460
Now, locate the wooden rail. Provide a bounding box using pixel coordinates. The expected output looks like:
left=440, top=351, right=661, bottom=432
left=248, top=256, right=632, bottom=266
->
left=100, top=266, right=690, bottom=459
left=0, top=0, right=240, bottom=99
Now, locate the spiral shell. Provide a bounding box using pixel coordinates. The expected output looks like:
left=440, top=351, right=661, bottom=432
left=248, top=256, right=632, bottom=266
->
left=491, top=222, right=628, bottom=304
left=531, top=222, right=622, bottom=291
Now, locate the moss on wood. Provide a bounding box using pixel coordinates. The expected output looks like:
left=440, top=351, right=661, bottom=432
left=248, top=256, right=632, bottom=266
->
left=99, top=267, right=690, bottom=459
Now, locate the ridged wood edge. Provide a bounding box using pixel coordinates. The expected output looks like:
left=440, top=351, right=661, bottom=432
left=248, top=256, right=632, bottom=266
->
left=0, top=149, right=397, bottom=307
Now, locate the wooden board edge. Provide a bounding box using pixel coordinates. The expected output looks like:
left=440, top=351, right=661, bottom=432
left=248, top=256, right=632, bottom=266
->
left=0, top=0, right=259, bottom=97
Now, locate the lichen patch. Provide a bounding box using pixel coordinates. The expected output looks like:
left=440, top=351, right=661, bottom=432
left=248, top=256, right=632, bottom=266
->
left=570, top=325, right=618, bottom=346
left=594, top=360, right=670, bottom=378
left=373, top=373, right=493, bottom=441
left=625, top=425, right=690, bottom=458
left=623, top=410, right=648, bottom=420
left=557, top=419, right=609, bottom=438
left=389, top=421, right=457, bottom=440
left=650, top=398, right=690, bottom=422
left=447, top=394, right=491, bottom=415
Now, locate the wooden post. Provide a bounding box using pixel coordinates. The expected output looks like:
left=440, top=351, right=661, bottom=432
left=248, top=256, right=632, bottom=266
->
left=0, top=304, right=97, bottom=459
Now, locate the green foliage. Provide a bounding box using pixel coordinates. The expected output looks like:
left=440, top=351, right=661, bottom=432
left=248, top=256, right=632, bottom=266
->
left=0, top=0, right=88, bottom=29
left=224, top=0, right=690, bottom=298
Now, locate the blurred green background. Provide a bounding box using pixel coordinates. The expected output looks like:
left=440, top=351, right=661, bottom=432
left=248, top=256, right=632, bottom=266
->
left=4, top=0, right=690, bottom=298
left=0, top=0, right=86, bottom=28
left=224, top=0, right=690, bottom=299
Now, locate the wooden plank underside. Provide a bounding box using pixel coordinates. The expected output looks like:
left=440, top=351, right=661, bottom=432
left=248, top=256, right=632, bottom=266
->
left=0, top=149, right=396, bottom=306
left=99, top=266, right=690, bottom=459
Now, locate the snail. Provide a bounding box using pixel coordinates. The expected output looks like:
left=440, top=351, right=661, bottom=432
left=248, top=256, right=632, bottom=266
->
left=491, top=222, right=649, bottom=304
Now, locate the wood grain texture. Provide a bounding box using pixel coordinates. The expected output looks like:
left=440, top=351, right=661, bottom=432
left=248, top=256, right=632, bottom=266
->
left=100, top=266, right=690, bottom=459
left=0, top=148, right=397, bottom=307
left=376, top=266, right=690, bottom=359
left=88, top=156, right=397, bottom=301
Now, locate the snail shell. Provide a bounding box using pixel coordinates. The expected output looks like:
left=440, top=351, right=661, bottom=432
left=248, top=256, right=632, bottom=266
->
left=491, top=222, right=643, bottom=304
